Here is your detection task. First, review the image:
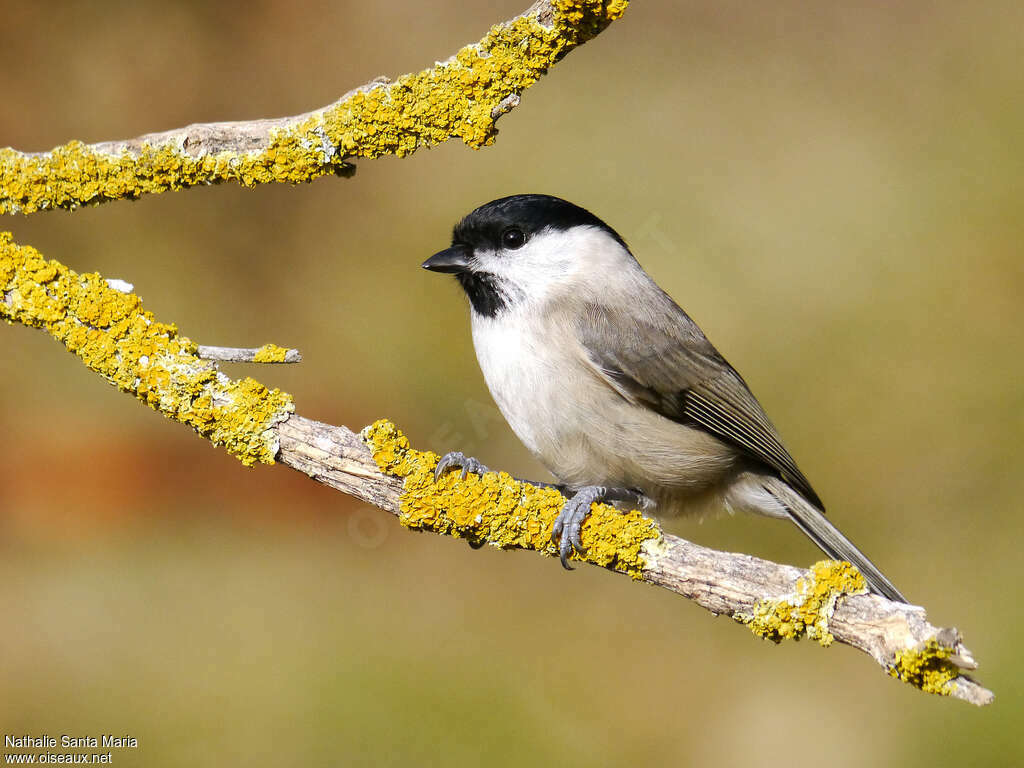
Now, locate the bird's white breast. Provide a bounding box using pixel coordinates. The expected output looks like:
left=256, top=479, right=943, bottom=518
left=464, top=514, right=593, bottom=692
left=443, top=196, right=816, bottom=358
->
left=470, top=311, right=562, bottom=460
left=470, top=306, right=640, bottom=486
left=469, top=302, right=740, bottom=501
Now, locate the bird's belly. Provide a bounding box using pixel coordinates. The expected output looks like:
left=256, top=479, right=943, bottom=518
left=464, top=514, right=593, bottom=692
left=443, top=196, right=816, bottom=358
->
left=471, top=317, right=738, bottom=511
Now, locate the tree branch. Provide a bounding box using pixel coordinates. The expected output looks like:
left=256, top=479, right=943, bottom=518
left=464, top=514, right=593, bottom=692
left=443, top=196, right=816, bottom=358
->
left=0, top=0, right=628, bottom=215
left=284, top=416, right=993, bottom=707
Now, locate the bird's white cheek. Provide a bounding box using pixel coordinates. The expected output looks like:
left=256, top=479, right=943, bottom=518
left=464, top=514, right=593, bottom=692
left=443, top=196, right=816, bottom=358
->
left=479, top=243, right=579, bottom=305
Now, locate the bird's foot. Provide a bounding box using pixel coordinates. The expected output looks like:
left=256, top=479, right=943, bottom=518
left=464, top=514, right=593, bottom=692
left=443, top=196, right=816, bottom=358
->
left=552, top=486, right=604, bottom=569
left=551, top=486, right=653, bottom=569
left=434, top=451, right=490, bottom=482
left=435, top=452, right=492, bottom=551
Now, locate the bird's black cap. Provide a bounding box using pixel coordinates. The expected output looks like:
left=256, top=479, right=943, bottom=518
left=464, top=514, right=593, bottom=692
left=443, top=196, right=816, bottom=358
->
left=450, top=194, right=627, bottom=251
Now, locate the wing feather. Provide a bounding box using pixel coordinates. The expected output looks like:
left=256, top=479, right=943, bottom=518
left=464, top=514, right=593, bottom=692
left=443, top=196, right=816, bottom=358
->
left=576, top=302, right=824, bottom=509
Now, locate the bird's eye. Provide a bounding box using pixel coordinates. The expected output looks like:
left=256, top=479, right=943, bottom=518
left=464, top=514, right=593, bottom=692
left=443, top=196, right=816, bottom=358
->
left=501, top=227, right=526, bottom=250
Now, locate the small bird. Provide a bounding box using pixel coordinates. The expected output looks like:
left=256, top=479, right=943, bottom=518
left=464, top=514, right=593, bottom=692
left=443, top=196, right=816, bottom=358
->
left=423, top=194, right=906, bottom=603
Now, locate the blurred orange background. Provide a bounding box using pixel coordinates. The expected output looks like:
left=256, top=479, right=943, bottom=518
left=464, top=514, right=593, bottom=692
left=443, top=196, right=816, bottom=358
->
left=2, top=1, right=1021, bottom=765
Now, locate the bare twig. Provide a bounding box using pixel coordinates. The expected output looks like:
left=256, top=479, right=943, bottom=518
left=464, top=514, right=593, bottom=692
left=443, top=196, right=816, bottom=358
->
left=197, top=344, right=302, bottom=364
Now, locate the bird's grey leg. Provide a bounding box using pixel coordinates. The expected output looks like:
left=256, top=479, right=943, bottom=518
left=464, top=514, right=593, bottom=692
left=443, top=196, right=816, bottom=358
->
left=434, top=455, right=568, bottom=552
left=434, top=451, right=491, bottom=482
left=524, top=479, right=567, bottom=492
left=435, top=453, right=562, bottom=491
left=551, top=486, right=653, bottom=570
left=435, top=452, right=493, bottom=550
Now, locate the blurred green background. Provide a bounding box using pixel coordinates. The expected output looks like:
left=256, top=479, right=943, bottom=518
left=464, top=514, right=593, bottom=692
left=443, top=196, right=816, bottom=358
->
left=2, top=1, right=1021, bottom=765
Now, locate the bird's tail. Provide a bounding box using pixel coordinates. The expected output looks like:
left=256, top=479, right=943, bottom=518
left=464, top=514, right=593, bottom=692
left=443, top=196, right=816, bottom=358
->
left=762, top=477, right=907, bottom=603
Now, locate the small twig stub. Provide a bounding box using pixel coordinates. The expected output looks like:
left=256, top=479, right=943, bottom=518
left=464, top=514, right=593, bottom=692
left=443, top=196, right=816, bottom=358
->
left=197, top=344, right=302, bottom=364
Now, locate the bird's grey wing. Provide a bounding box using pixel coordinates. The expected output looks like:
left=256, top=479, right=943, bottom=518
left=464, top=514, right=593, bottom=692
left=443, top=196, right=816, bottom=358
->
left=576, top=303, right=824, bottom=509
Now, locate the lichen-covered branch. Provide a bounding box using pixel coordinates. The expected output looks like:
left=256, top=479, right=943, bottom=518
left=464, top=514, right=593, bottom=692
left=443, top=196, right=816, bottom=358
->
left=0, top=233, right=293, bottom=465
left=353, top=419, right=993, bottom=707
left=0, top=0, right=628, bottom=215
left=1, top=232, right=993, bottom=706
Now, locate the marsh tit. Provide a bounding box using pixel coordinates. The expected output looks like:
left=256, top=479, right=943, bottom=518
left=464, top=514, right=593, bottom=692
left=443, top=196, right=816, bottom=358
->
left=423, top=194, right=906, bottom=603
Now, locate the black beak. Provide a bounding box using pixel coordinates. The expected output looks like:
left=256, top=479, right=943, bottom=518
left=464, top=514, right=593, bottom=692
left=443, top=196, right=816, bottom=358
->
left=422, top=245, right=471, bottom=274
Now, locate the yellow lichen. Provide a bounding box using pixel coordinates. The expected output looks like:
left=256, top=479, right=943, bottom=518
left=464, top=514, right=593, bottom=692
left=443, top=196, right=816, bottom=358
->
left=362, top=419, right=661, bottom=577
left=0, top=232, right=293, bottom=465
left=742, top=560, right=867, bottom=647
left=0, top=0, right=629, bottom=215
left=253, top=343, right=289, bottom=363
left=888, top=639, right=959, bottom=696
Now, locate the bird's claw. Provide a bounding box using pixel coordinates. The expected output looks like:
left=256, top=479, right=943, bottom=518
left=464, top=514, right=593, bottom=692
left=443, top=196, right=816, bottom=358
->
left=551, top=486, right=606, bottom=570
left=551, top=486, right=654, bottom=569
left=434, top=451, right=490, bottom=483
